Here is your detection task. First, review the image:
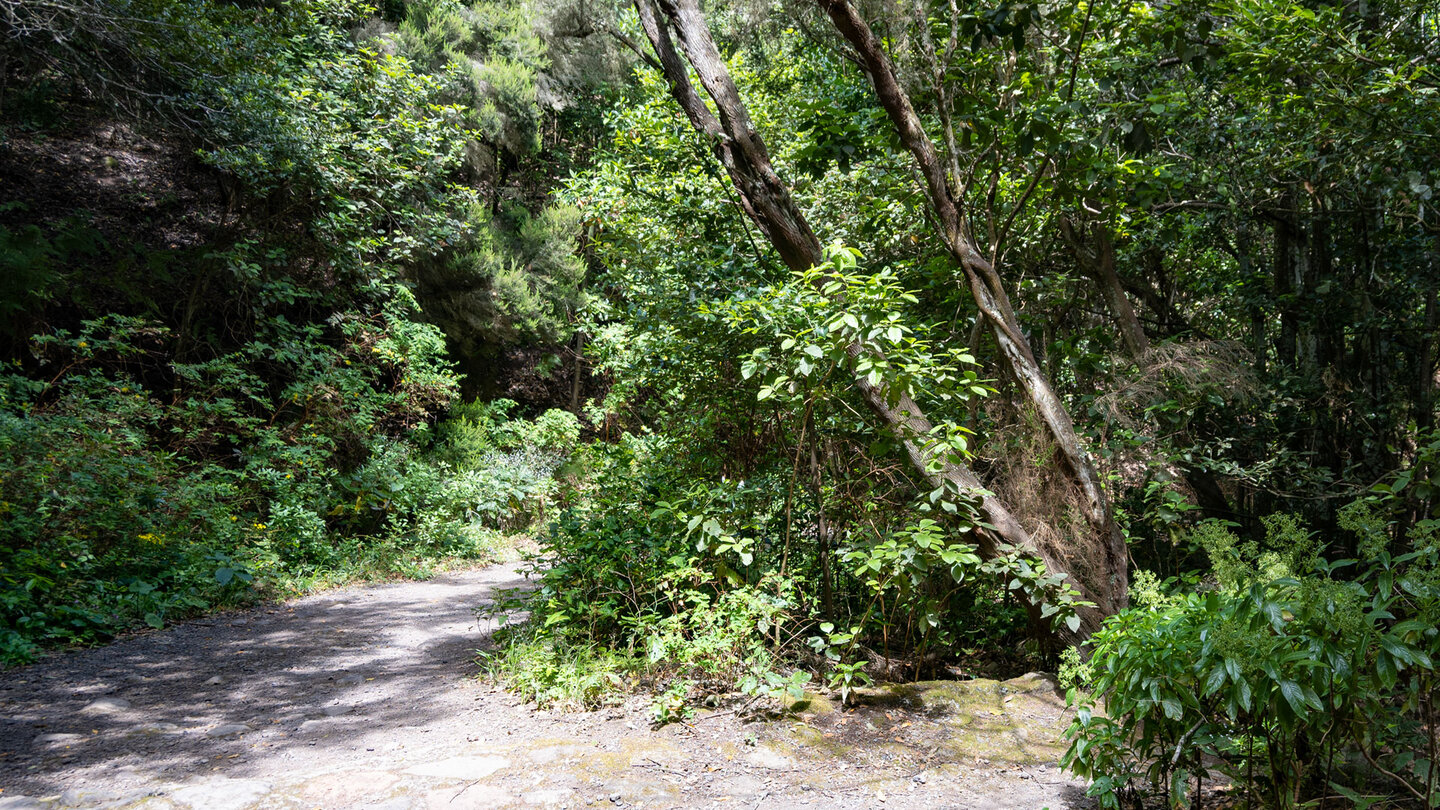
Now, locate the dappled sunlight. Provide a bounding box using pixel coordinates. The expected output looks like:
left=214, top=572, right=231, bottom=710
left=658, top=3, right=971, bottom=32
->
left=0, top=565, right=531, bottom=795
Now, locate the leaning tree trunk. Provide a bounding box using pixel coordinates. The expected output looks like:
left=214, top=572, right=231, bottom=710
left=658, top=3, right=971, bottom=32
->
left=635, top=0, right=1125, bottom=636
left=815, top=0, right=1127, bottom=617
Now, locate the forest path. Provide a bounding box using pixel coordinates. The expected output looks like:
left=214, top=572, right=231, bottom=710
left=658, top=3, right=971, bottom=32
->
left=0, top=564, right=1092, bottom=810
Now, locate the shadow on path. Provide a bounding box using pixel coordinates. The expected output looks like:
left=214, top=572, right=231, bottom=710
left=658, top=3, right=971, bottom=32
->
left=0, top=563, right=533, bottom=795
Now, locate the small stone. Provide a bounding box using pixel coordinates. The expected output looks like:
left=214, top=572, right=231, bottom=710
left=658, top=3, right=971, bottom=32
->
left=131, top=722, right=182, bottom=735
left=169, top=778, right=270, bottom=810
left=229, top=618, right=247, bottom=627
left=405, top=756, right=509, bottom=780
left=336, top=673, right=365, bottom=685
left=1000, top=672, right=1061, bottom=696
left=206, top=723, right=250, bottom=737
left=321, top=704, right=351, bottom=717
left=204, top=676, right=224, bottom=686
left=35, top=732, right=84, bottom=745
left=80, top=697, right=131, bottom=714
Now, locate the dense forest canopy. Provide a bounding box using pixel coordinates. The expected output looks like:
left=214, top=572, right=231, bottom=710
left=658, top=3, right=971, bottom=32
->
left=2, top=0, right=1439, bottom=805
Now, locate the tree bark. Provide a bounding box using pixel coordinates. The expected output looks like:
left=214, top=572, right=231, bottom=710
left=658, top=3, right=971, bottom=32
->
left=1128, top=248, right=1202, bottom=339
left=1273, top=207, right=1304, bottom=372
left=635, top=0, right=1121, bottom=636
left=815, top=0, right=1127, bottom=615
left=1419, top=285, right=1437, bottom=433
left=1060, top=217, right=1151, bottom=362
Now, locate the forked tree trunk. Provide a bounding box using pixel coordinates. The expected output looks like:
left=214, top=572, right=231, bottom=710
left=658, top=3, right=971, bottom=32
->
left=635, top=0, right=1126, bottom=637
left=1060, top=217, right=1152, bottom=363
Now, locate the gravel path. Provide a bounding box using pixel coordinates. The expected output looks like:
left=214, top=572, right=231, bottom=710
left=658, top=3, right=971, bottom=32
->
left=0, top=564, right=1094, bottom=809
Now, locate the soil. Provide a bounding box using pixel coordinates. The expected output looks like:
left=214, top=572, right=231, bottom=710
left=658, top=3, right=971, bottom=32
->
left=0, top=122, right=226, bottom=247
left=0, top=564, right=1095, bottom=809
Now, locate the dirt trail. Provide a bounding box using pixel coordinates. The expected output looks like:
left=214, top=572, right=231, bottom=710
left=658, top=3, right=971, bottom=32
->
left=0, top=564, right=1093, bottom=809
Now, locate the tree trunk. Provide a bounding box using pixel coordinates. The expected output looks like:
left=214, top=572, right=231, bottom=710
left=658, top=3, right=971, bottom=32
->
left=1060, top=217, right=1151, bottom=362
left=1273, top=207, right=1304, bottom=372
left=815, top=0, right=1127, bottom=616
left=635, top=0, right=1123, bottom=637
left=1420, top=285, right=1437, bottom=433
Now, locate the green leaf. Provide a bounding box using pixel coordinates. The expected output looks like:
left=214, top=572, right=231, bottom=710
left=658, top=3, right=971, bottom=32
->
left=1278, top=680, right=1307, bottom=715
left=1378, top=635, right=1416, bottom=665
left=1203, top=665, right=1227, bottom=695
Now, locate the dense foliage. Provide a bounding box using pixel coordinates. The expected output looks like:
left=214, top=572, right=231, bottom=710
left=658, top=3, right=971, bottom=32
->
left=1065, top=473, right=1440, bottom=807
left=3, top=0, right=1438, bottom=805
left=0, top=0, right=591, bottom=662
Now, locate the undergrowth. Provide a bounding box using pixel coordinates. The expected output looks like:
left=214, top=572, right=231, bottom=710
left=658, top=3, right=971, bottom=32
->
left=0, top=331, right=577, bottom=666
left=1064, top=451, right=1440, bottom=809
left=478, top=420, right=1058, bottom=722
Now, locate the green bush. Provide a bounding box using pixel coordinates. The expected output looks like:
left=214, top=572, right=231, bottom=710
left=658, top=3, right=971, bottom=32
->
left=1064, top=505, right=1440, bottom=808
left=0, top=305, right=471, bottom=664
left=484, top=432, right=816, bottom=714
left=0, top=363, right=252, bottom=659
left=427, top=399, right=580, bottom=531
left=477, top=630, right=637, bottom=711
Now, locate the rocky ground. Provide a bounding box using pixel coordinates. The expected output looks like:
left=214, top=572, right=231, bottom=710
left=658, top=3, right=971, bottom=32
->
left=0, top=564, right=1095, bottom=809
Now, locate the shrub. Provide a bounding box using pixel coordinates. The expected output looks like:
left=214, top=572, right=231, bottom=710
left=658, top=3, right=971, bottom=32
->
left=0, top=366, right=252, bottom=661
left=0, top=305, right=471, bottom=664
left=1064, top=506, right=1440, bottom=809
